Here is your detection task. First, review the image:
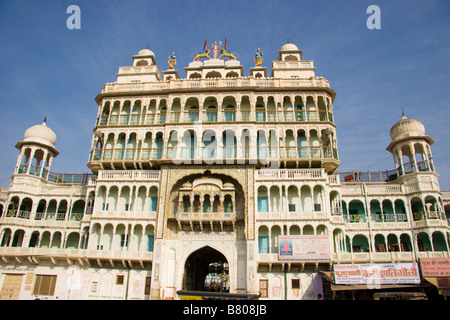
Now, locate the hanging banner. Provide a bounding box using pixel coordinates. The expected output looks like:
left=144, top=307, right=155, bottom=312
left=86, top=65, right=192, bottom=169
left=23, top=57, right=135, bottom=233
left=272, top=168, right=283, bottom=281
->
left=419, top=258, right=450, bottom=277
left=334, top=263, right=420, bottom=285
left=278, top=235, right=330, bottom=261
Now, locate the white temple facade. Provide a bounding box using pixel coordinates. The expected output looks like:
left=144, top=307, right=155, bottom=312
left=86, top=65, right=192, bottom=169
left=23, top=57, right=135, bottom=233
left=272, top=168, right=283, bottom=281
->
left=0, top=42, right=448, bottom=300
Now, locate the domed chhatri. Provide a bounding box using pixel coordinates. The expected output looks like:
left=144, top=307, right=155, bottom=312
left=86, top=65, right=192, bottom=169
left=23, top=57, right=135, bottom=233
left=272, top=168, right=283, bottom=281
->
left=23, top=119, right=57, bottom=148
left=280, top=42, right=299, bottom=51
left=14, top=118, right=59, bottom=176
left=386, top=113, right=436, bottom=176
left=137, top=48, right=155, bottom=56
left=389, top=114, right=426, bottom=142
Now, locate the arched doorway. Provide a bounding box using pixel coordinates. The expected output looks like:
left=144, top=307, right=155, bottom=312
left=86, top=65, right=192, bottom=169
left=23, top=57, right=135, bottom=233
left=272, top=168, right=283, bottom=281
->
left=183, top=246, right=229, bottom=293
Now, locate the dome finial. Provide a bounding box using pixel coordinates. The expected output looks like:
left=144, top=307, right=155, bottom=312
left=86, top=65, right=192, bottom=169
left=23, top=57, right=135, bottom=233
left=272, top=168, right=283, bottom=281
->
left=43, top=116, right=47, bottom=123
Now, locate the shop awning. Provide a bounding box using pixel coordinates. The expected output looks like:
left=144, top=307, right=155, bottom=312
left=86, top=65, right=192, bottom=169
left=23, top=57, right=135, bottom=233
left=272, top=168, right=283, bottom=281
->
left=424, top=277, right=438, bottom=287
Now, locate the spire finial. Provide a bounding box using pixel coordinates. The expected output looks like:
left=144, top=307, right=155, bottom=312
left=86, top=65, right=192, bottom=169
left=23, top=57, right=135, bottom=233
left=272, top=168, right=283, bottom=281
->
left=401, top=108, right=407, bottom=120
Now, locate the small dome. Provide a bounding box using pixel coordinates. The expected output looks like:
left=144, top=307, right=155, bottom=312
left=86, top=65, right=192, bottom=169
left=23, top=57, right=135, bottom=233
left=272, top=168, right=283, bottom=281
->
left=23, top=120, right=57, bottom=148
left=280, top=42, right=299, bottom=51
left=181, top=181, right=193, bottom=189
left=223, top=182, right=235, bottom=189
left=389, top=114, right=425, bottom=141
left=137, top=48, right=154, bottom=56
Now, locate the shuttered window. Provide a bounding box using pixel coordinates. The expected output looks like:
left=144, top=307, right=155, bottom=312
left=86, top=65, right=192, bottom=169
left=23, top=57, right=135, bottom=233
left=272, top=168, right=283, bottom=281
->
left=259, top=279, right=268, bottom=298
left=32, top=275, right=57, bottom=296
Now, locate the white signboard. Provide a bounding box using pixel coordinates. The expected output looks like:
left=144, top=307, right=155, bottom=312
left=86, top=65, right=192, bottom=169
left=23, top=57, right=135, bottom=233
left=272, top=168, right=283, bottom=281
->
left=333, top=263, right=421, bottom=285
left=278, top=235, right=330, bottom=261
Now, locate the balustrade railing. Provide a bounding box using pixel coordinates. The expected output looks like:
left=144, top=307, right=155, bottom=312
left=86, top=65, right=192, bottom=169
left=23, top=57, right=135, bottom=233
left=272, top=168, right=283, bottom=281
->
left=97, top=170, right=160, bottom=180
left=16, top=165, right=95, bottom=185
left=102, top=77, right=331, bottom=94
left=178, top=211, right=235, bottom=221
left=90, top=145, right=339, bottom=163
left=255, top=168, right=325, bottom=180
left=96, top=109, right=334, bottom=127
left=337, top=160, right=434, bottom=185
left=5, top=210, right=82, bottom=222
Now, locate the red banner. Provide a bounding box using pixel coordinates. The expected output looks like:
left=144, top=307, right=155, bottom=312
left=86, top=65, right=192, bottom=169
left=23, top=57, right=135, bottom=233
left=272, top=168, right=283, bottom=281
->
left=420, top=258, right=450, bottom=277
left=334, top=263, right=420, bottom=285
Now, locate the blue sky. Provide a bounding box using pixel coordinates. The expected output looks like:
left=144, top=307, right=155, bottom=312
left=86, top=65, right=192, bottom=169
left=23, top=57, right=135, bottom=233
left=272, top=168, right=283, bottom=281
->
left=0, top=0, right=449, bottom=189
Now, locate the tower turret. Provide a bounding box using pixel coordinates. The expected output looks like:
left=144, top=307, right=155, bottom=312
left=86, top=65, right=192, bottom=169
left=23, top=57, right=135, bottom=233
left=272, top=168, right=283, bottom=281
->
left=116, top=47, right=162, bottom=83
left=387, top=113, right=435, bottom=177
left=271, top=42, right=315, bottom=79
left=14, top=119, right=59, bottom=178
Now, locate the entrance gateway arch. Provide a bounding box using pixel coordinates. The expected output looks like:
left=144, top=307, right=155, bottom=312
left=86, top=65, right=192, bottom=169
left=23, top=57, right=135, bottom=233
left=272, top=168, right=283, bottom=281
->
left=183, top=246, right=230, bottom=293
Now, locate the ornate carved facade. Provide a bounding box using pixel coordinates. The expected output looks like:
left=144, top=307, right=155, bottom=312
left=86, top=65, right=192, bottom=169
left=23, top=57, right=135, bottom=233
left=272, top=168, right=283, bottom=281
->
left=0, top=42, right=448, bottom=300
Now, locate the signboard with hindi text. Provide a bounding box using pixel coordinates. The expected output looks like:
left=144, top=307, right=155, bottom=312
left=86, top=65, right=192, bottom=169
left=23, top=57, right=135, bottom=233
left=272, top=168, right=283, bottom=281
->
left=419, top=258, right=450, bottom=277
left=333, top=263, right=420, bottom=285
left=278, top=235, right=330, bottom=261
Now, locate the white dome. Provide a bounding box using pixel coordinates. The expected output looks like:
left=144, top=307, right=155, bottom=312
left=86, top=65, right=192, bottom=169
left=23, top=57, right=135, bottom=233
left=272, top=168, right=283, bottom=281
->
left=389, top=115, right=425, bottom=142
left=137, top=48, right=155, bottom=56
left=280, top=42, right=299, bottom=51
left=23, top=121, right=57, bottom=148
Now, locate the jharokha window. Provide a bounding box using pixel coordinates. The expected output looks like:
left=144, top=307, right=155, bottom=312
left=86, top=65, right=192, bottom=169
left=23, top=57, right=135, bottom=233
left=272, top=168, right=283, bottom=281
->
left=175, top=177, right=236, bottom=217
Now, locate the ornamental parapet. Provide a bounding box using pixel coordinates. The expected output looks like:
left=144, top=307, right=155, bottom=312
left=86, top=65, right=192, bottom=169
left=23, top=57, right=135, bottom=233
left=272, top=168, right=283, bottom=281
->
left=97, top=170, right=160, bottom=181
left=100, top=77, right=331, bottom=95
left=255, top=168, right=326, bottom=181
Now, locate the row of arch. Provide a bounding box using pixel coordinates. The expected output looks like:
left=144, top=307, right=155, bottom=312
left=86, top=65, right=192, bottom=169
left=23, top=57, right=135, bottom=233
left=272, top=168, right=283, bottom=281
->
left=333, top=229, right=450, bottom=254
left=257, top=225, right=450, bottom=255
left=343, top=195, right=447, bottom=222
left=0, top=186, right=160, bottom=221
left=0, top=222, right=156, bottom=253
left=3, top=190, right=446, bottom=224
left=91, top=127, right=338, bottom=163
left=89, top=223, right=155, bottom=252
left=255, top=185, right=450, bottom=224
left=96, top=94, right=334, bottom=126
left=16, top=147, right=54, bottom=177
left=180, top=194, right=234, bottom=214
left=188, top=70, right=241, bottom=79
left=392, top=141, right=435, bottom=175
left=257, top=184, right=327, bottom=214
left=0, top=227, right=89, bottom=249
left=95, top=185, right=159, bottom=213
left=2, top=197, right=86, bottom=221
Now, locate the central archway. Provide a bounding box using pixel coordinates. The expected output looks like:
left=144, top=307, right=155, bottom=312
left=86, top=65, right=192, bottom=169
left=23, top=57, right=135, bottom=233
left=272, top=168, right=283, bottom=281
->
left=183, top=246, right=229, bottom=292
